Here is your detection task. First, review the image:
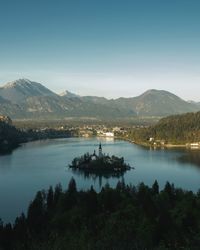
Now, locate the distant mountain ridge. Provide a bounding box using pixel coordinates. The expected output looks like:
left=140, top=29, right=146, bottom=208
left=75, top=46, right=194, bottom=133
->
left=0, top=79, right=199, bottom=119
left=59, top=90, right=80, bottom=98
left=112, top=89, right=198, bottom=116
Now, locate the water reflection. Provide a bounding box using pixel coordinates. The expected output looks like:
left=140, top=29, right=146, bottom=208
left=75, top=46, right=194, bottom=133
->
left=178, top=150, right=200, bottom=167
left=70, top=168, right=124, bottom=187
left=139, top=145, right=200, bottom=169
left=0, top=156, right=12, bottom=172
left=1, top=137, right=200, bottom=223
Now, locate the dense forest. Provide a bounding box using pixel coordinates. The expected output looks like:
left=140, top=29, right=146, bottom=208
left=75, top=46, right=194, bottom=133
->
left=1, top=178, right=200, bottom=249
left=70, top=152, right=130, bottom=172
left=127, top=111, right=200, bottom=145
left=0, top=120, right=25, bottom=154
left=0, top=118, right=76, bottom=154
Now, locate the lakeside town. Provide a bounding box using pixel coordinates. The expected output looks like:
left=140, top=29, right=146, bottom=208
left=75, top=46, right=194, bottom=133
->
left=1, top=114, right=200, bottom=151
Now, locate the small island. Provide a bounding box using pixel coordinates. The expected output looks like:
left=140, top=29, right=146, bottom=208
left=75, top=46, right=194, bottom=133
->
left=69, top=143, right=132, bottom=174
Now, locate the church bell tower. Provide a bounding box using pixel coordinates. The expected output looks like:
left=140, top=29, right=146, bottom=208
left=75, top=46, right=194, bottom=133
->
left=99, top=142, right=103, bottom=158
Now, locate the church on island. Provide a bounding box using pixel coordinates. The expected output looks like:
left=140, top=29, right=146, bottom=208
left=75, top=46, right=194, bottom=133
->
left=91, top=143, right=103, bottom=161
left=69, top=143, right=132, bottom=172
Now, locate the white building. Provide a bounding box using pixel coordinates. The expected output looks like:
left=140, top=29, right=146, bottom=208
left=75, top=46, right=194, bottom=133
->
left=104, top=132, right=114, bottom=137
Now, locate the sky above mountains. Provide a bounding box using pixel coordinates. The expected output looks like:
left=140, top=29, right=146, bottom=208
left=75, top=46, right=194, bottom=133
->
left=0, top=0, right=200, bottom=100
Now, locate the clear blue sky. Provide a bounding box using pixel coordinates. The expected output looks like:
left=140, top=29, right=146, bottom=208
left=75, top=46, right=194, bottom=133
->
left=0, top=0, right=200, bottom=100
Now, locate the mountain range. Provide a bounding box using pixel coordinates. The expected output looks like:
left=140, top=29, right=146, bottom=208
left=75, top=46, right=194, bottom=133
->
left=0, top=79, right=199, bottom=120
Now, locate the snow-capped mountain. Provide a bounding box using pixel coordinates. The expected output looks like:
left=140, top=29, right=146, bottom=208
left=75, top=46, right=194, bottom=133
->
left=0, top=79, right=57, bottom=103
left=0, top=79, right=199, bottom=120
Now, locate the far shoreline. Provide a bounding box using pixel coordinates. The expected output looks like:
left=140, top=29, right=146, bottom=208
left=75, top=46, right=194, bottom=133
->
left=116, top=137, right=196, bottom=150
left=1, top=135, right=199, bottom=156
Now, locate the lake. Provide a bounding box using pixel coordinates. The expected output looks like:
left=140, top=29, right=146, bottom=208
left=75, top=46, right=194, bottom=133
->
left=0, top=137, right=200, bottom=223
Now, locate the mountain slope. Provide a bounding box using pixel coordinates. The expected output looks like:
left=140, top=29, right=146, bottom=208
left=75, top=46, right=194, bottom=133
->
left=0, top=79, right=199, bottom=119
left=17, top=95, right=135, bottom=119
left=0, top=79, right=57, bottom=103
left=188, top=100, right=200, bottom=108
left=81, top=96, right=109, bottom=104
left=59, top=90, right=79, bottom=98
left=0, top=95, right=8, bottom=104
left=113, top=89, right=199, bottom=116
left=0, top=79, right=136, bottom=119
left=0, top=95, right=25, bottom=117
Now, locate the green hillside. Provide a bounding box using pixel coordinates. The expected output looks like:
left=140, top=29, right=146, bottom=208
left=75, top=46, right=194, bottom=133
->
left=151, top=112, right=200, bottom=144
left=128, top=112, right=200, bottom=144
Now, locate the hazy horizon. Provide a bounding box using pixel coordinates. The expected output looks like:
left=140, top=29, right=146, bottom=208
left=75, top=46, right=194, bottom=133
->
left=1, top=0, right=200, bottom=100
left=0, top=78, right=198, bottom=102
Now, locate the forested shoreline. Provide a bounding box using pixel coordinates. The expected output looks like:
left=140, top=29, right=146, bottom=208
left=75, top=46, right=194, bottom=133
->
left=126, top=111, right=200, bottom=146
left=2, top=111, right=200, bottom=154
left=0, top=119, right=75, bottom=154
left=0, top=120, right=25, bottom=154
left=0, top=179, right=200, bottom=249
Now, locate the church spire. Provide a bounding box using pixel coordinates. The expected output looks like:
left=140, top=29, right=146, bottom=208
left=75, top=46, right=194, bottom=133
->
left=99, top=142, right=102, bottom=157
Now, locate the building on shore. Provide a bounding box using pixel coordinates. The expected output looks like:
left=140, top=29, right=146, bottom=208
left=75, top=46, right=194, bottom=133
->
left=97, top=131, right=114, bottom=137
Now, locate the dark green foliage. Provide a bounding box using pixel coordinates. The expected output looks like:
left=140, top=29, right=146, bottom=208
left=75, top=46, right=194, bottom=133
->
left=1, top=179, right=200, bottom=249
left=151, top=112, right=200, bottom=143
left=152, top=180, right=159, bottom=195
left=47, top=186, right=54, bottom=210
left=127, top=111, right=200, bottom=144
left=27, top=191, right=47, bottom=235
left=69, top=152, right=131, bottom=174
left=0, top=120, right=24, bottom=154
left=0, top=118, right=74, bottom=154
left=68, top=177, right=77, bottom=193
left=53, top=183, right=62, bottom=205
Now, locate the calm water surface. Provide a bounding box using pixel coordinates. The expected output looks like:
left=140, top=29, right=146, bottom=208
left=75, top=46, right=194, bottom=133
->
left=0, top=137, right=200, bottom=222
